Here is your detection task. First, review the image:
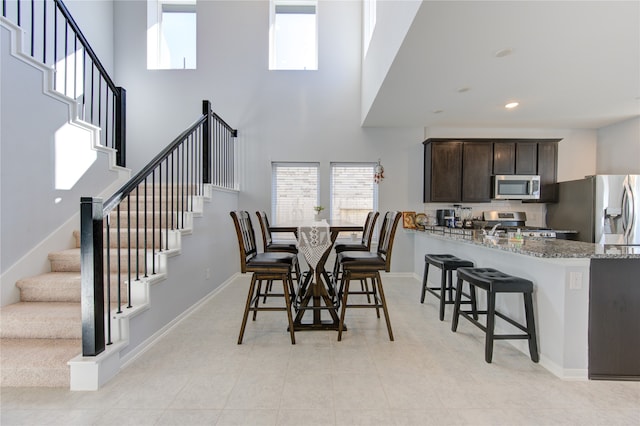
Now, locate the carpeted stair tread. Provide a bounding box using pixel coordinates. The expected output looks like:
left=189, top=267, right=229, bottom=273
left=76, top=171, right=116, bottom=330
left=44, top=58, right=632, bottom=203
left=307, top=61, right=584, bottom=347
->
left=16, top=272, right=129, bottom=303
left=48, top=248, right=149, bottom=273
left=0, top=302, right=81, bottom=339
left=0, top=338, right=79, bottom=387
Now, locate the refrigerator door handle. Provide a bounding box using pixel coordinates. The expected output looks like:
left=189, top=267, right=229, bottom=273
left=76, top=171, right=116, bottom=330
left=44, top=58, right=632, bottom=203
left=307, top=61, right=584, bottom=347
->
left=622, top=177, right=635, bottom=242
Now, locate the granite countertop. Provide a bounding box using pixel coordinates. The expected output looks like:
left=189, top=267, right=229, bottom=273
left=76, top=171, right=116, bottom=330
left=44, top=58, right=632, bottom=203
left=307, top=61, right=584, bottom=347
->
left=412, top=226, right=640, bottom=259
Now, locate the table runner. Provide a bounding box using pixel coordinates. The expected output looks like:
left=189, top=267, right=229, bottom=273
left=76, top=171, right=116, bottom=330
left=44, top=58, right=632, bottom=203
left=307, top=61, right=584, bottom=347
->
left=297, top=222, right=332, bottom=269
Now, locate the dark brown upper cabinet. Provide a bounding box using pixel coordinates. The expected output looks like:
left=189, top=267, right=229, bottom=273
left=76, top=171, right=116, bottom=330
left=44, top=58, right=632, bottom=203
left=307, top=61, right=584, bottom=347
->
left=493, top=142, right=515, bottom=175
left=515, top=142, right=538, bottom=175
left=462, top=142, right=493, bottom=202
left=423, top=141, right=462, bottom=202
left=424, top=138, right=560, bottom=203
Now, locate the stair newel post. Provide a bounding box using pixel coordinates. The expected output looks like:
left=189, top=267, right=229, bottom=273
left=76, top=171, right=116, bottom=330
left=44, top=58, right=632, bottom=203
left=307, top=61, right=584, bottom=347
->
left=202, top=100, right=212, bottom=184
left=80, top=197, right=106, bottom=356
left=115, top=87, right=126, bottom=167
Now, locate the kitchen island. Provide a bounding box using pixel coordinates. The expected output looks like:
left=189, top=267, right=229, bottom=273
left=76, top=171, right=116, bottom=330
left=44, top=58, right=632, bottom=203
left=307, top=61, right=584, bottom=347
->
left=412, top=227, right=640, bottom=380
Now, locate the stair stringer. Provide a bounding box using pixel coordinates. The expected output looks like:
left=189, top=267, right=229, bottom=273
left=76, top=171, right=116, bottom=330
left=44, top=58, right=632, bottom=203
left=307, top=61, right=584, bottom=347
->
left=68, top=187, right=227, bottom=391
left=0, top=16, right=128, bottom=174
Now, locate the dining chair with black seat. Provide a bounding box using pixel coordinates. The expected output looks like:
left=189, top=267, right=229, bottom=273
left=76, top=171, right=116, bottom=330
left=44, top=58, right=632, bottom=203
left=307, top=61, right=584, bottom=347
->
left=230, top=211, right=297, bottom=344
left=256, top=211, right=301, bottom=283
left=336, top=210, right=402, bottom=342
left=331, top=211, right=379, bottom=280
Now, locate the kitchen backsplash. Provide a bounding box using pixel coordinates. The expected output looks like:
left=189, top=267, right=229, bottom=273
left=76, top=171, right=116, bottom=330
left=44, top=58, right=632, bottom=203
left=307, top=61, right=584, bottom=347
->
left=422, top=200, right=547, bottom=227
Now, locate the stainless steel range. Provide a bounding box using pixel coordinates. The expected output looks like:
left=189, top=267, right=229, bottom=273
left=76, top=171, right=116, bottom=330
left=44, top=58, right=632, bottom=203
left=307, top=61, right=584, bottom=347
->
left=482, top=211, right=557, bottom=238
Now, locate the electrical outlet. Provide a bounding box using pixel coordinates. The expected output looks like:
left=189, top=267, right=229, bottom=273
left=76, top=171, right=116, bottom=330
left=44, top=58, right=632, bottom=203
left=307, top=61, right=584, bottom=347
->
left=205, top=268, right=211, bottom=280
left=569, top=271, right=582, bottom=290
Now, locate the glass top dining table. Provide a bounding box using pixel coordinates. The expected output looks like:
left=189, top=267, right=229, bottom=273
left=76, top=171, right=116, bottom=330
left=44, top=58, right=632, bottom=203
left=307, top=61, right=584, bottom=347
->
left=270, top=219, right=363, bottom=331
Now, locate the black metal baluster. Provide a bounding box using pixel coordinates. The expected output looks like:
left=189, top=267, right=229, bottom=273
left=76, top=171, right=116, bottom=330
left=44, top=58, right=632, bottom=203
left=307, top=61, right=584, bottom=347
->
left=17, top=0, right=20, bottom=25
left=158, top=163, right=162, bottom=252
left=165, top=157, right=169, bottom=249
left=53, top=7, right=57, bottom=90
left=105, top=212, right=112, bottom=345
left=90, top=64, right=95, bottom=122
left=181, top=141, right=185, bottom=228
left=42, top=0, right=46, bottom=63
left=127, top=192, right=132, bottom=309
left=116, top=204, right=122, bottom=314
left=30, top=0, right=34, bottom=57
left=151, top=171, right=156, bottom=274
left=135, top=185, right=140, bottom=282
left=64, top=20, right=68, bottom=95
left=144, top=179, right=148, bottom=278
left=171, top=152, right=175, bottom=231
left=73, top=34, right=77, bottom=99
left=104, top=86, right=109, bottom=149
left=81, top=48, right=86, bottom=120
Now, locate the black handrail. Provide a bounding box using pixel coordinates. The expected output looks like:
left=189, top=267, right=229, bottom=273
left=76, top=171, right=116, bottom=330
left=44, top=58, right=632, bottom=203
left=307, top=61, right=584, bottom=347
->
left=103, top=114, right=207, bottom=214
left=80, top=100, right=237, bottom=356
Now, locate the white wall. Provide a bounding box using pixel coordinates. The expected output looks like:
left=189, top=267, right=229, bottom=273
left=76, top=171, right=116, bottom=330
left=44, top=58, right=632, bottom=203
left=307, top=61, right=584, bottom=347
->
left=113, top=0, right=424, bottom=273
left=64, top=0, right=115, bottom=75
left=0, top=23, right=121, bottom=281
left=596, top=116, right=640, bottom=174
left=122, top=188, right=239, bottom=359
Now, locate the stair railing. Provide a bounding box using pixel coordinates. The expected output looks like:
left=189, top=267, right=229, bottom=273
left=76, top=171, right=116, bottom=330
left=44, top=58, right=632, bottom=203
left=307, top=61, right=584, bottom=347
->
left=1, top=0, right=126, bottom=166
left=80, top=100, right=237, bottom=356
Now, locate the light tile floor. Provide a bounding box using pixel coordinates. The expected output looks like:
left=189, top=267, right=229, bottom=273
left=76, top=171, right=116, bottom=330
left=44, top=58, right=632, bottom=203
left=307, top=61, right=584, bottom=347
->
left=2, top=275, right=639, bottom=425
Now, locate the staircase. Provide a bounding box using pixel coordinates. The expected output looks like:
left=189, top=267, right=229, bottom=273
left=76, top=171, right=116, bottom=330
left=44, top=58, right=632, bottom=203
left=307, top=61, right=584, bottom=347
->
left=1, top=1, right=237, bottom=389
left=0, top=194, right=194, bottom=387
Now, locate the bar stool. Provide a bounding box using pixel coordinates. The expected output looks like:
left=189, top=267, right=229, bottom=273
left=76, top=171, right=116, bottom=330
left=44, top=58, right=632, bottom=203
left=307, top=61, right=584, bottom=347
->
left=451, top=267, right=539, bottom=363
left=421, top=254, right=475, bottom=321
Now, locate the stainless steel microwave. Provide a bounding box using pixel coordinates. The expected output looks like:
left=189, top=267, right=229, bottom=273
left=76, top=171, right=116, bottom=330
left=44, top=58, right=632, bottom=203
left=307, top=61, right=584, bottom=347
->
left=492, top=175, right=541, bottom=200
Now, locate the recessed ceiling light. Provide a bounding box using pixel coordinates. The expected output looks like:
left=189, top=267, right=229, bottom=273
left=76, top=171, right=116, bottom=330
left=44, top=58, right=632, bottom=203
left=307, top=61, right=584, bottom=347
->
left=505, top=102, right=519, bottom=109
left=495, top=48, right=513, bottom=58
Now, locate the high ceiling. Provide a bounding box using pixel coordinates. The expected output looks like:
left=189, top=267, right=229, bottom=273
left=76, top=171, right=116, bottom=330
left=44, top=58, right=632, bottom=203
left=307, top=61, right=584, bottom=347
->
left=362, top=1, right=640, bottom=129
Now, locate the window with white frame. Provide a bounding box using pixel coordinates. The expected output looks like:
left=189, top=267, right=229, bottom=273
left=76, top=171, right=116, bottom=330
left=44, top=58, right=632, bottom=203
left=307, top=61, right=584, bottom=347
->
left=272, top=162, right=320, bottom=224
left=147, top=0, right=196, bottom=70
left=269, top=0, right=318, bottom=70
left=330, top=162, right=378, bottom=237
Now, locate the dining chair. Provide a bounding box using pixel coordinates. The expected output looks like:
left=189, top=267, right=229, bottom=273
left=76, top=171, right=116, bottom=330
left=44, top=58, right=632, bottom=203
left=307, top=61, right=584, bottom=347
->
left=230, top=211, right=297, bottom=344
left=336, top=211, right=402, bottom=341
left=331, top=211, right=380, bottom=281
left=255, top=210, right=302, bottom=290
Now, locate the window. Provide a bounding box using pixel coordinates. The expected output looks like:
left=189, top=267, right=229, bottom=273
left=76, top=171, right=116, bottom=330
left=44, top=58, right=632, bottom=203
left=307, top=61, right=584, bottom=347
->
left=272, top=162, right=320, bottom=224
left=330, top=163, right=378, bottom=237
left=363, top=0, right=376, bottom=56
left=269, top=0, right=318, bottom=70
left=147, top=0, right=196, bottom=70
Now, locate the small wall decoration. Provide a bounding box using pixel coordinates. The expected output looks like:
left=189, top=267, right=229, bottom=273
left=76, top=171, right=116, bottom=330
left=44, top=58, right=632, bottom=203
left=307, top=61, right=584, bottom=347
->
left=402, top=211, right=416, bottom=229
left=374, top=159, right=385, bottom=184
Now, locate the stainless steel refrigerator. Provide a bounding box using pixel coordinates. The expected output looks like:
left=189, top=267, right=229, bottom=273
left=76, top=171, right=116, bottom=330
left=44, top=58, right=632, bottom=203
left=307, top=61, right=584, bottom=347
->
left=547, top=175, right=640, bottom=245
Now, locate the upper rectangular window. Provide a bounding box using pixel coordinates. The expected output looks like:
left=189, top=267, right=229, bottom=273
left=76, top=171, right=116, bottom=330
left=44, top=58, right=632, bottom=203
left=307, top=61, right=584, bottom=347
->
left=269, top=0, right=318, bottom=70
left=147, top=0, right=196, bottom=70
left=330, top=162, right=378, bottom=236
left=363, top=0, right=376, bottom=56
left=272, top=162, right=320, bottom=224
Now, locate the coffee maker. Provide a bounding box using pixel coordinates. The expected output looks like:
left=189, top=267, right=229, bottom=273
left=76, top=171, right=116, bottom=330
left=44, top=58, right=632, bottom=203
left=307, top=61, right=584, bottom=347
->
left=436, top=209, right=455, bottom=227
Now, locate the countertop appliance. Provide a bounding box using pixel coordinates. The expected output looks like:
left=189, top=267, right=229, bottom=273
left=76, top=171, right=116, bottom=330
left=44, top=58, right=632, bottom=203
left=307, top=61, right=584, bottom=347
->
left=436, top=209, right=455, bottom=227
left=481, top=211, right=557, bottom=238
left=547, top=175, right=640, bottom=245
left=492, top=175, right=541, bottom=200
